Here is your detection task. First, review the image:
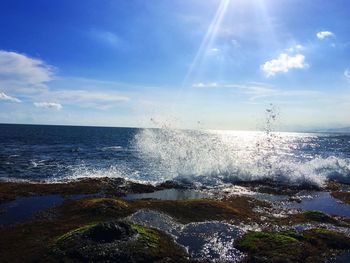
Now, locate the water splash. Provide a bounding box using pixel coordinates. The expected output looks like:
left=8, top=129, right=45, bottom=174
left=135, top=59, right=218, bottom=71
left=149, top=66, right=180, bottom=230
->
left=133, top=107, right=350, bottom=186
left=128, top=209, right=246, bottom=262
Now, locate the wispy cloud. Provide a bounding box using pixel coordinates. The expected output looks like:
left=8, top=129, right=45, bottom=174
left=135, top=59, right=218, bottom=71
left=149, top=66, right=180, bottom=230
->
left=285, top=44, right=303, bottom=53
left=49, top=89, right=130, bottom=109
left=34, top=102, right=62, bottom=110
left=192, top=82, right=218, bottom=88
left=261, top=53, right=308, bottom=77
left=89, top=29, right=122, bottom=47
left=230, top=39, right=241, bottom=49
left=0, top=50, right=131, bottom=110
left=0, top=92, right=21, bottom=103
left=345, top=69, right=350, bottom=83
left=193, top=82, right=320, bottom=101
left=0, top=50, right=54, bottom=91
left=316, top=31, right=334, bottom=39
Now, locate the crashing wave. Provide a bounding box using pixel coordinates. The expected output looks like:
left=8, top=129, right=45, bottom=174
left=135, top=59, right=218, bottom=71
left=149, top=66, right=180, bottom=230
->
left=133, top=128, right=350, bottom=187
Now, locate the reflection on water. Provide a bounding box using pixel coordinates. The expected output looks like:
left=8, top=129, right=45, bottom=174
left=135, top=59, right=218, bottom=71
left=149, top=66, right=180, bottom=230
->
left=0, top=195, right=63, bottom=225
left=128, top=209, right=182, bottom=236
left=287, top=191, right=350, bottom=217
left=2, top=124, right=350, bottom=187
left=135, top=128, right=350, bottom=186
left=128, top=209, right=246, bottom=262
left=124, top=188, right=211, bottom=200
left=0, top=193, right=94, bottom=225
left=178, top=222, right=245, bottom=262
left=327, top=252, right=350, bottom=263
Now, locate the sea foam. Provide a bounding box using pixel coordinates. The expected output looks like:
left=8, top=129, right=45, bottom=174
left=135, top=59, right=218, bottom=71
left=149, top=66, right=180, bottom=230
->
left=133, top=128, right=350, bottom=187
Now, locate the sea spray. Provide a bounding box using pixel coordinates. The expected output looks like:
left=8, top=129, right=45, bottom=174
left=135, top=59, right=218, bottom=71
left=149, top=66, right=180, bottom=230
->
left=1, top=124, right=350, bottom=185
left=133, top=107, right=350, bottom=186
left=254, top=103, right=280, bottom=177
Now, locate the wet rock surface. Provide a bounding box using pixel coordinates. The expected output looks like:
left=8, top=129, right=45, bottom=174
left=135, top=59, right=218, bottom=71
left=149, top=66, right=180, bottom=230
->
left=0, top=177, right=350, bottom=263
left=53, top=221, right=188, bottom=262
left=331, top=191, right=350, bottom=204
left=129, top=209, right=246, bottom=262
left=236, top=229, right=350, bottom=263
left=84, top=221, right=135, bottom=242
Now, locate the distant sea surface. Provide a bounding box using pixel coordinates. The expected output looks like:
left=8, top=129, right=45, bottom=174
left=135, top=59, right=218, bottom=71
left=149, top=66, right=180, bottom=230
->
left=1, top=124, right=350, bottom=186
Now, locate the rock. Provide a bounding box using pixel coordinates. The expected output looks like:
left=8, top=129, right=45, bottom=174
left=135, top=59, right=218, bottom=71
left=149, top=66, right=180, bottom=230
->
left=288, top=196, right=302, bottom=203
left=236, top=229, right=350, bottom=263
left=331, top=191, right=350, bottom=204
left=52, top=221, right=188, bottom=262
left=84, top=221, right=135, bottom=243
left=303, top=210, right=338, bottom=224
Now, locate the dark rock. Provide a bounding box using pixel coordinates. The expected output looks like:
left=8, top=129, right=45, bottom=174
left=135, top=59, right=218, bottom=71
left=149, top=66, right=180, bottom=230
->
left=288, top=196, right=302, bottom=203
left=84, top=221, right=135, bottom=243
left=52, top=221, right=188, bottom=262
left=303, top=210, right=338, bottom=224
left=236, top=229, right=350, bottom=263
left=157, top=180, right=188, bottom=190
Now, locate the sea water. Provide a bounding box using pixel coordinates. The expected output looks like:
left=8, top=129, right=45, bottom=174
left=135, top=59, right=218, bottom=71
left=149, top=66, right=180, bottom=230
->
left=0, top=123, right=350, bottom=187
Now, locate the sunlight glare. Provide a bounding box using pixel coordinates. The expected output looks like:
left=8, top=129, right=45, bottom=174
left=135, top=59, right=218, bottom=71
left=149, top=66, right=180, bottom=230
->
left=183, top=0, right=231, bottom=86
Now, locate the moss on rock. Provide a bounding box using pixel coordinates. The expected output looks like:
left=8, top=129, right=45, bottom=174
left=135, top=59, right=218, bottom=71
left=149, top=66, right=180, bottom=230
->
left=55, top=223, right=98, bottom=243
left=52, top=221, right=188, bottom=263
left=131, top=224, right=159, bottom=244
left=236, top=229, right=350, bottom=263
left=303, top=210, right=338, bottom=224
left=133, top=196, right=266, bottom=224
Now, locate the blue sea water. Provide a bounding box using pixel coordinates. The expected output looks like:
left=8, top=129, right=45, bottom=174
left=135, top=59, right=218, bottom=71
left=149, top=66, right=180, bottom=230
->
left=0, top=123, right=350, bottom=186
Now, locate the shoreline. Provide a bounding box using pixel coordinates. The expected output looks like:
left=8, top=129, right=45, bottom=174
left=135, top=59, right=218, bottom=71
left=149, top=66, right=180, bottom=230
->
left=1, top=176, right=349, bottom=203
left=1, top=177, right=350, bottom=262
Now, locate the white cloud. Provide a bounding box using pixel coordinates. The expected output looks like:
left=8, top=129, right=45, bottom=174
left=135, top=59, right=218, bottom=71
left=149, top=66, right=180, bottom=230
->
left=261, top=53, right=308, bottom=77
left=286, top=44, right=304, bottom=52
left=316, top=31, right=334, bottom=39
left=0, top=92, right=21, bottom=103
left=0, top=50, right=53, bottom=89
left=32, top=89, right=130, bottom=110
left=192, top=82, right=218, bottom=88
left=0, top=50, right=131, bottom=110
left=52, top=90, right=129, bottom=103
left=34, top=102, right=62, bottom=110
left=193, top=82, right=321, bottom=101
left=345, top=69, right=350, bottom=82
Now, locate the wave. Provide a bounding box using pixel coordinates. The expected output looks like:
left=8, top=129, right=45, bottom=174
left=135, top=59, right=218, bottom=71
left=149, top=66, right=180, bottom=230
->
left=133, top=128, right=350, bottom=186
left=99, top=146, right=123, bottom=151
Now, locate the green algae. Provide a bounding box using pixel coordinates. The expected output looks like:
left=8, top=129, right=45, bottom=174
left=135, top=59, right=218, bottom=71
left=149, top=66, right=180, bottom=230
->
left=313, top=228, right=332, bottom=235
left=237, top=229, right=350, bottom=263
left=133, top=196, right=263, bottom=224
left=303, top=210, right=338, bottom=224
left=238, top=231, right=299, bottom=249
left=1, top=177, right=350, bottom=263
left=55, top=223, right=98, bottom=243
left=131, top=224, right=159, bottom=244
left=83, top=197, right=129, bottom=207
left=51, top=221, right=188, bottom=263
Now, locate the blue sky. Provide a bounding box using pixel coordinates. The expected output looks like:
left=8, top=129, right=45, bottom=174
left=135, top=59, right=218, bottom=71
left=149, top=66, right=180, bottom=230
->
left=0, top=0, right=350, bottom=130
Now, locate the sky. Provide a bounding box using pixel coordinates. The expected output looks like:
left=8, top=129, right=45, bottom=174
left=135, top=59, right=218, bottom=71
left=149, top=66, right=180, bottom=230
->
left=0, top=0, right=350, bottom=131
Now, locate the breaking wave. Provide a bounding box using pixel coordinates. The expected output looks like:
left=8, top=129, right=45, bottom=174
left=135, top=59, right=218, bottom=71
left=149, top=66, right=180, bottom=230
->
left=133, top=128, right=350, bottom=187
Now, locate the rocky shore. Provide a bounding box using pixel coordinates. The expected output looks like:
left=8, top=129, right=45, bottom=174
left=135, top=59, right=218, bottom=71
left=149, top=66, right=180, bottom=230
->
left=1, top=177, right=350, bottom=263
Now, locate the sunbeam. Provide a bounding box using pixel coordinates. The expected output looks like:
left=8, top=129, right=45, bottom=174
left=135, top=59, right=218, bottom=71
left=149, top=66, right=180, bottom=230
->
left=183, top=0, right=231, bottom=86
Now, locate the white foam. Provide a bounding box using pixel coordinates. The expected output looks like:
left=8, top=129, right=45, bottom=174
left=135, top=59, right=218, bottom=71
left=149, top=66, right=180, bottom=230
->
left=133, top=128, right=350, bottom=187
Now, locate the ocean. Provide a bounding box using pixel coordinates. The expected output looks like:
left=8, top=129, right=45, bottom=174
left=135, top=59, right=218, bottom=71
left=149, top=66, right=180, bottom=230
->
left=1, top=123, right=350, bottom=186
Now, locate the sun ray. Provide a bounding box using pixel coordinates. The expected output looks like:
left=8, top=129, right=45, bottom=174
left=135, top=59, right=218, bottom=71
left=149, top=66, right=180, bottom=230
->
left=182, top=0, right=231, bottom=86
